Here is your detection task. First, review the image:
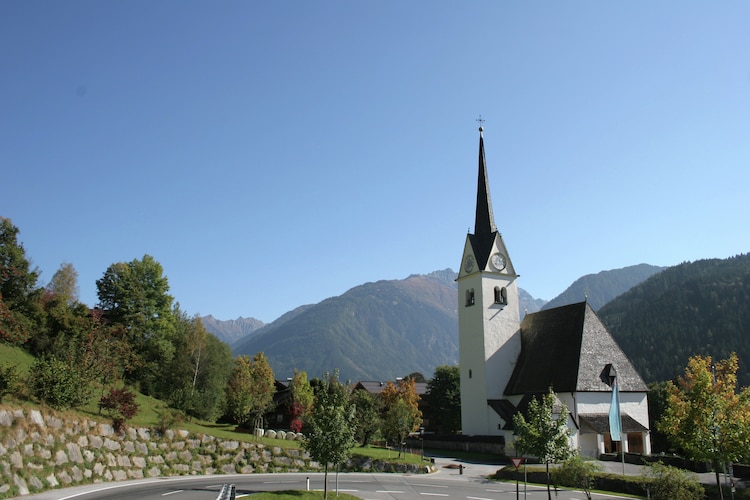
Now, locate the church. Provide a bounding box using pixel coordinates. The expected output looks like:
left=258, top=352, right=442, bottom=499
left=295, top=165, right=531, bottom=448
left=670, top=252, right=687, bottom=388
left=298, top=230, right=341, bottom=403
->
left=458, top=126, right=651, bottom=457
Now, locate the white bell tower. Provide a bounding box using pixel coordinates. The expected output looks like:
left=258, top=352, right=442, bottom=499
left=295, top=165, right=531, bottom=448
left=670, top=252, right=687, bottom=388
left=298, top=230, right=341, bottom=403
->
left=458, top=125, right=522, bottom=436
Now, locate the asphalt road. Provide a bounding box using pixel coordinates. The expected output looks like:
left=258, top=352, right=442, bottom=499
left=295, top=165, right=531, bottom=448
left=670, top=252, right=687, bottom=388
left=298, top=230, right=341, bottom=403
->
left=24, top=458, right=635, bottom=500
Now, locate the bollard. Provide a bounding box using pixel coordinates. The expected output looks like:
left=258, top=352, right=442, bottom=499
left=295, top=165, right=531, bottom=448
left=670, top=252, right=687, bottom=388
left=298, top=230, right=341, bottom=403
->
left=459, top=464, right=463, bottom=475
left=306, top=477, right=310, bottom=491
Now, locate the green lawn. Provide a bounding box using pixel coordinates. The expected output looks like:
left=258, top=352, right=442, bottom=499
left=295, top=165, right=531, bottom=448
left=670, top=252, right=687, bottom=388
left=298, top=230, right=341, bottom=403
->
left=0, top=343, right=35, bottom=374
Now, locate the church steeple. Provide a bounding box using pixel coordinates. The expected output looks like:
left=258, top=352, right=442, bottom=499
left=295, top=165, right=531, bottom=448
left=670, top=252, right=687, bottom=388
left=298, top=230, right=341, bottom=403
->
left=468, top=125, right=499, bottom=270
left=474, top=126, right=497, bottom=238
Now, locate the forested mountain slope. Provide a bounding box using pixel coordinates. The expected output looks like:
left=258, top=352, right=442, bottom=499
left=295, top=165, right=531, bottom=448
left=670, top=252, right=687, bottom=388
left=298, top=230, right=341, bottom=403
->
left=542, top=264, right=665, bottom=311
left=599, top=254, right=750, bottom=386
left=232, top=270, right=460, bottom=381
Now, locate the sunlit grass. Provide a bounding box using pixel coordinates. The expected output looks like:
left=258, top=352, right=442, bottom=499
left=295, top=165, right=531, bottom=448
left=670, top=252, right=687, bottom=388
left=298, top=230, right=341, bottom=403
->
left=0, top=343, right=34, bottom=374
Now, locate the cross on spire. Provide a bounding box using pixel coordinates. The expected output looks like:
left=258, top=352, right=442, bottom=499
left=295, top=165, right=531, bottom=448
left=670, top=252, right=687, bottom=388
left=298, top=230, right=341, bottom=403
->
left=476, top=115, right=485, bottom=131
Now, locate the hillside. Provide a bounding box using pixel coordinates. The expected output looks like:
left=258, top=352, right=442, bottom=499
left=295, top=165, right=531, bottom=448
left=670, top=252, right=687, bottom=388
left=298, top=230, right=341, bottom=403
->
left=233, top=270, right=460, bottom=381
left=542, top=264, right=665, bottom=311
left=231, top=264, right=655, bottom=381
left=599, top=254, right=750, bottom=386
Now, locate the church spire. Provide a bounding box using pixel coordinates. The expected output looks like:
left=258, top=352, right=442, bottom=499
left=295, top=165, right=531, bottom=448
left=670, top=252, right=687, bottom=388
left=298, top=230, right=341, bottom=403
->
left=474, top=125, right=497, bottom=239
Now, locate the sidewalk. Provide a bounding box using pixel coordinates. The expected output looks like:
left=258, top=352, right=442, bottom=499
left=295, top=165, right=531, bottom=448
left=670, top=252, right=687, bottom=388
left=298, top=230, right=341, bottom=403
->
left=429, top=454, right=746, bottom=491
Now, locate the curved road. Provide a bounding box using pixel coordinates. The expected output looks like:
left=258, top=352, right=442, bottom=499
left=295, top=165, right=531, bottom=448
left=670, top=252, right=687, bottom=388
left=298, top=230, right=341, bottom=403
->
left=25, top=458, right=629, bottom=500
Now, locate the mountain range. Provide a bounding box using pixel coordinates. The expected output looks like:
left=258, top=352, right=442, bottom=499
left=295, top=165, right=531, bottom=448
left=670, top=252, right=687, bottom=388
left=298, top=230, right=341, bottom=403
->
left=203, top=264, right=666, bottom=381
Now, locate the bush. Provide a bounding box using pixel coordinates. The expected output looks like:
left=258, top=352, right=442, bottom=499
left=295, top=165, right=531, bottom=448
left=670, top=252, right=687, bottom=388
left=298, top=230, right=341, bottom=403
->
left=100, top=387, right=139, bottom=431
left=553, top=455, right=601, bottom=499
left=642, top=462, right=704, bottom=500
left=29, top=355, right=93, bottom=409
left=0, top=364, right=20, bottom=399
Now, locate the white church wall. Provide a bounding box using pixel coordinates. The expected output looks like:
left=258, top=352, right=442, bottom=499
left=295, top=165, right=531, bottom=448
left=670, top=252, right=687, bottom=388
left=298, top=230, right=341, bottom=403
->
left=575, top=391, right=650, bottom=429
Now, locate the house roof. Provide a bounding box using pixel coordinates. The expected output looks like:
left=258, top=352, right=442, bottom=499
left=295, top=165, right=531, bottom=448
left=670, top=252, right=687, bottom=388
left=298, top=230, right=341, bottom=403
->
left=504, top=301, right=648, bottom=395
left=578, top=413, right=649, bottom=434
left=353, top=380, right=428, bottom=396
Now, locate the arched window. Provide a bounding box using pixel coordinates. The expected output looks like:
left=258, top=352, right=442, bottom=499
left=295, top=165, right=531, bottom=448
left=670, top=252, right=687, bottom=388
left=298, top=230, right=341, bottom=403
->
left=494, top=286, right=508, bottom=305
left=465, top=288, right=475, bottom=306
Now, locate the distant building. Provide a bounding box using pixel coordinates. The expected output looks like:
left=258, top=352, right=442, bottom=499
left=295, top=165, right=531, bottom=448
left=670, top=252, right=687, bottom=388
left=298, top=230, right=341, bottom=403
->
left=458, top=126, right=651, bottom=457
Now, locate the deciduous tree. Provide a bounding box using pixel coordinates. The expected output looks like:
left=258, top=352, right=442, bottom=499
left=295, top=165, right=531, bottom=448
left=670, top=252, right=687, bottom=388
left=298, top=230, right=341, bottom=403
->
left=0, top=217, right=40, bottom=343
left=303, top=372, right=356, bottom=499
left=224, top=353, right=275, bottom=429
left=381, top=378, right=422, bottom=456
left=426, top=365, right=461, bottom=434
left=658, top=353, right=750, bottom=499
left=512, top=388, right=574, bottom=500
left=96, top=255, right=176, bottom=392
left=289, top=370, right=314, bottom=433
left=350, top=389, right=381, bottom=446
left=46, top=262, right=79, bottom=305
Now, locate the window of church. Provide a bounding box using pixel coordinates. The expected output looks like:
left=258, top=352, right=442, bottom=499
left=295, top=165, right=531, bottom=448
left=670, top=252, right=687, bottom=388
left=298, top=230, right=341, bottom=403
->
left=466, top=289, right=475, bottom=306
left=493, top=286, right=508, bottom=305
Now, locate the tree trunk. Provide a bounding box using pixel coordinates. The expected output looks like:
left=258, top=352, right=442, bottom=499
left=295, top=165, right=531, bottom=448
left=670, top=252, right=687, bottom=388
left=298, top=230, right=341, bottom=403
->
left=546, top=461, right=551, bottom=500
left=324, top=462, right=329, bottom=499
left=714, top=460, right=724, bottom=500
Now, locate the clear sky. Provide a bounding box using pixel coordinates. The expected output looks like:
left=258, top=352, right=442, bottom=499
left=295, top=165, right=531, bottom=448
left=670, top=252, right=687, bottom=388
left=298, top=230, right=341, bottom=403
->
left=2, top=2, right=748, bottom=323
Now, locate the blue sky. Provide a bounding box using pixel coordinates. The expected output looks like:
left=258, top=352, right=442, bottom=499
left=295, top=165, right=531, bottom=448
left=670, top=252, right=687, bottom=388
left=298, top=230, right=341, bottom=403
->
left=2, top=2, right=748, bottom=323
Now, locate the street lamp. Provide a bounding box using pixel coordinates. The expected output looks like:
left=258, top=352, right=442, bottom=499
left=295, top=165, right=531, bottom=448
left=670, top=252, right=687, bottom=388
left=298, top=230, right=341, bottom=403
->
left=420, top=426, right=424, bottom=461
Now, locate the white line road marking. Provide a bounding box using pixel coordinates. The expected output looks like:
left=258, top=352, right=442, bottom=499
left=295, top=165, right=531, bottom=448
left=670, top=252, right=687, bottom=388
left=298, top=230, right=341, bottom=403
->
left=409, top=483, right=448, bottom=488
left=419, top=493, right=449, bottom=497
left=467, top=496, right=494, bottom=500
left=161, top=491, right=183, bottom=496
left=377, top=490, right=404, bottom=493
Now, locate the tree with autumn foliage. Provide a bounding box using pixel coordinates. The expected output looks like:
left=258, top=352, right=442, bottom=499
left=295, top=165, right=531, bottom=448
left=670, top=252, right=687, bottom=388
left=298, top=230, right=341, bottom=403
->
left=289, top=370, right=314, bottom=433
left=658, top=353, right=750, bottom=499
left=224, top=352, right=276, bottom=429
left=380, top=378, right=422, bottom=455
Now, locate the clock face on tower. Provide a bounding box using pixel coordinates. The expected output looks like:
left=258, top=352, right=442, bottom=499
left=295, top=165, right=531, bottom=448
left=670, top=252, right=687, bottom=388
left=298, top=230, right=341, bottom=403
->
left=464, top=255, right=475, bottom=273
left=490, top=252, right=507, bottom=271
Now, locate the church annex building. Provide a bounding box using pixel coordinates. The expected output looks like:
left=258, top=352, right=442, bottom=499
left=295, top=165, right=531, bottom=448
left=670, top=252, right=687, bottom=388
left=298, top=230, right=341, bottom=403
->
left=457, top=126, right=651, bottom=457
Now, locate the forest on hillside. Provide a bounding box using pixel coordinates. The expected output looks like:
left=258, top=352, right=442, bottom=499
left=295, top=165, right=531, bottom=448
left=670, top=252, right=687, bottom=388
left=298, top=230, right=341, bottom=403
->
left=600, top=253, right=750, bottom=387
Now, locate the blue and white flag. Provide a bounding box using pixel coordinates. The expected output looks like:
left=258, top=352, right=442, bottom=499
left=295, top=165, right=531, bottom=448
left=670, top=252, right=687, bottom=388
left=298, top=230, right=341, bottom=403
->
left=609, top=378, right=622, bottom=441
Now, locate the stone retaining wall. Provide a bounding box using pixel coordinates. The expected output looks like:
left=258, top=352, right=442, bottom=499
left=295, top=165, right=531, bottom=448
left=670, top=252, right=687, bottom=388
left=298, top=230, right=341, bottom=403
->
left=0, top=407, right=317, bottom=498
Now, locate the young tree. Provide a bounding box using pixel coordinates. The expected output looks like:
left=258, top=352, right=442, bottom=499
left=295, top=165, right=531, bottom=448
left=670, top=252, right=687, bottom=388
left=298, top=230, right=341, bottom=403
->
left=658, top=353, right=750, bottom=499
left=380, top=378, right=422, bottom=455
left=224, top=353, right=276, bottom=429
left=289, top=370, right=314, bottom=433
left=512, top=388, right=574, bottom=500
left=426, top=365, right=461, bottom=434
left=303, top=372, right=357, bottom=499
left=96, top=255, right=176, bottom=392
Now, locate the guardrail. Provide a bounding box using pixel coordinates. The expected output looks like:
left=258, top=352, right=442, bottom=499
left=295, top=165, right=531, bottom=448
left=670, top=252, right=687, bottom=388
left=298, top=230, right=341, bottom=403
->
left=215, top=483, right=235, bottom=500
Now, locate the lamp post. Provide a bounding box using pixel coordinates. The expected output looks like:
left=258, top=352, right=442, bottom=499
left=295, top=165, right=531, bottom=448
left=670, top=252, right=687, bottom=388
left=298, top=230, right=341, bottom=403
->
left=420, top=426, right=424, bottom=461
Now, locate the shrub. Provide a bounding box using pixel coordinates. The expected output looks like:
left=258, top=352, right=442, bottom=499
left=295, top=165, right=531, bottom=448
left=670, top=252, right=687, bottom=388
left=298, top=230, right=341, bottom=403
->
left=29, top=355, right=93, bottom=409
left=641, top=462, right=704, bottom=500
left=100, top=387, right=139, bottom=431
left=553, top=455, right=601, bottom=499
left=0, top=363, right=20, bottom=399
